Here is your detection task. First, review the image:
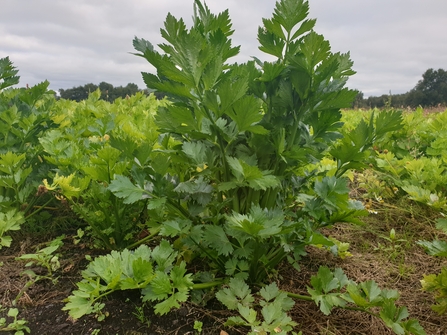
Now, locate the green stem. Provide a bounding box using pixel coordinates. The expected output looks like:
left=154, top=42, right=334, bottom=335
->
left=284, top=291, right=313, bottom=301
left=166, top=199, right=196, bottom=223
left=112, top=196, right=122, bottom=247
left=13, top=280, right=35, bottom=306
left=71, top=200, right=113, bottom=250
left=24, top=197, right=54, bottom=219
left=192, top=280, right=223, bottom=290
left=126, top=227, right=161, bottom=250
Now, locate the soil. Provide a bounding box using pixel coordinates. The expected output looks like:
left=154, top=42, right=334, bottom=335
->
left=2, top=201, right=447, bottom=335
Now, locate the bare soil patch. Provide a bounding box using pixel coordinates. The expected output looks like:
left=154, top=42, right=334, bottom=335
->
left=1, top=201, right=447, bottom=334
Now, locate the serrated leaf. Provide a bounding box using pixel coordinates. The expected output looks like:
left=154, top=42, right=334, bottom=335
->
left=273, top=0, right=310, bottom=33
left=261, top=301, right=283, bottom=325
left=346, top=284, right=369, bottom=307
left=379, top=300, right=409, bottom=335
left=182, top=141, right=209, bottom=165
left=417, top=240, right=447, bottom=257
left=360, top=280, right=382, bottom=304
left=216, top=277, right=254, bottom=310
left=151, top=240, right=177, bottom=271
left=224, top=316, right=247, bottom=326
left=131, top=258, right=154, bottom=285
left=147, top=197, right=167, bottom=210
left=203, top=225, right=233, bottom=256
left=312, top=266, right=340, bottom=293
left=108, top=175, right=145, bottom=204
left=133, top=36, right=154, bottom=53
left=160, top=219, right=192, bottom=237
left=153, top=294, right=180, bottom=315
left=144, top=271, right=171, bottom=301
left=225, top=95, right=263, bottom=133
left=259, top=282, right=281, bottom=302
left=402, top=319, right=427, bottom=335
left=238, top=304, right=258, bottom=324
left=435, top=218, right=447, bottom=234
left=62, top=295, right=94, bottom=319
left=170, top=261, right=193, bottom=290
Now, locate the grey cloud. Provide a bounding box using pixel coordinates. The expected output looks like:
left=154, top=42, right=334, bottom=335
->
left=1, top=0, right=446, bottom=97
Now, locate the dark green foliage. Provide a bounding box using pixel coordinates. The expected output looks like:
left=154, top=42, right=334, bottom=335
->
left=0, top=57, right=19, bottom=90
left=0, top=58, right=57, bottom=216
left=59, top=82, right=141, bottom=102
left=125, top=0, right=403, bottom=288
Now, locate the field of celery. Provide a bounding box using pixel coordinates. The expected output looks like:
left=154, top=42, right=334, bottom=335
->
left=1, top=84, right=446, bottom=334
left=2, top=0, right=447, bottom=333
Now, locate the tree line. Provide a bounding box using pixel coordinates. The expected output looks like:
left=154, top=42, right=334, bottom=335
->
left=58, top=82, right=166, bottom=102
left=354, top=68, right=447, bottom=109
left=59, top=68, right=446, bottom=109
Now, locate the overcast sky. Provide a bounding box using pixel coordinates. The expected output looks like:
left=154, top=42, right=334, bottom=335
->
left=1, top=0, right=446, bottom=97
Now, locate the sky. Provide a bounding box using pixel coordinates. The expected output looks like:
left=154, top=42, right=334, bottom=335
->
left=1, top=0, right=446, bottom=97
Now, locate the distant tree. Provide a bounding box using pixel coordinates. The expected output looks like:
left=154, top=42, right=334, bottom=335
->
left=405, top=68, right=447, bottom=107
left=59, top=83, right=98, bottom=101
left=59, top=82, right=142, bottom=102
left=351, top=68, right=447, bottom=109
left=351, top=90, right=365, bottom=108
left=99, top=82, right=114, bottom=101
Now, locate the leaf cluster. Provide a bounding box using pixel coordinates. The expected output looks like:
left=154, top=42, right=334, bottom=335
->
left=216, top=278, right=299, bottom=335
left=63, top=242, right=194, bottom=320
left=0, top=304, right=30, bottom=335
left=0, top=209, right=24, bottom=249
left=308, top=266, right=426, bottom=335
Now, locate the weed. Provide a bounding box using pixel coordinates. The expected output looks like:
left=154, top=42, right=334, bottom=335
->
left=132, top=303, right=151, bottom=327
left=0, top=305, right=30, bottom=334
left=193, top=320, right=203, bottom=334
left=13, top=235, right=64, bottom=305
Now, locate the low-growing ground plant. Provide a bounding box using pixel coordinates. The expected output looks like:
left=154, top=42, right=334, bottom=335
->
left=0, top=305, right=30, bottom=335
left=418, top=218, right=447, bottom=315
left=14, top=235, right=64, bottom=305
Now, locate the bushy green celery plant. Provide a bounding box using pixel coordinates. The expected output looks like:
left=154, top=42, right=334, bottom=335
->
left=43, top=158, right=145, bottom=251
left=0, top=57, right=58, bottom=242
left=40, top=92, right=169, bottom=250
left=64, top=1, right=426, bottom=333
left=370, top=110, right=447, bottom=210
left=125, top=0, right=400, bottom=284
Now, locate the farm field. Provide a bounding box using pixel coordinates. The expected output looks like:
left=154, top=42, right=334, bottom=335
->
left=2, top=0, right=447, bottom=334
left=1, top=88, right=446, bottom=334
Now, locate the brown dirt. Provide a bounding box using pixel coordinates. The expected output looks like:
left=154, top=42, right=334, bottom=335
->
left=1, top=201, right=447, bottom=335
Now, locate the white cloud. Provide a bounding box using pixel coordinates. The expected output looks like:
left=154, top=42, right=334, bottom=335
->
left=1, top=0, right=446, bottom=97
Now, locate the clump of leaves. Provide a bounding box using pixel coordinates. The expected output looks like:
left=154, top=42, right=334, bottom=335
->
left=0, top=305, right=30, bottom=335
left=420, top=268, right=447, bottom=315
left=63, top=242, right=196, bottom=320
left=39, top=91, right=168, bottom=250
left=127, top=0, right=388, bottom=285
left=0, top=57, right=58, bottom=237
left=216, top=278, right=300, bottom=335
left=307, top=266, right=426, bottom=335
left=0, top=57, right=19, bottom=90
left=0, top=209, right=24, bottom=249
